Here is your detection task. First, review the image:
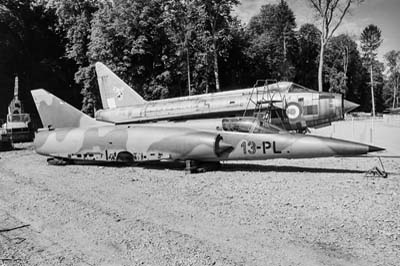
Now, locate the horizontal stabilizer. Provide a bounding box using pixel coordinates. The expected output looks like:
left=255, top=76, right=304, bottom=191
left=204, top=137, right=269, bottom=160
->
left=95, top=62, right=146, bottom=109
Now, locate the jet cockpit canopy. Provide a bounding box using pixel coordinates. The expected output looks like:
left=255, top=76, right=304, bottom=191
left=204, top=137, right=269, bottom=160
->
left=263, top=82, right=315, bottom=93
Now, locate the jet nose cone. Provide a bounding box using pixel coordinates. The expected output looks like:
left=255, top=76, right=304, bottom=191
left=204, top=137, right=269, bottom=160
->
left=343, top=100, right=359, bottom=113
left=368, top=145, right=385, bottom=153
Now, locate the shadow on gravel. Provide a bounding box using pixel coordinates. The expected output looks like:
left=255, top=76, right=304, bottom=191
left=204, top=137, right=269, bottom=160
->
left=0, top=142, right=35, bottom=152
left=49, top=162, right=400, bottom=176
left=132, top=162, right=365, bottom=174
left=42, top=158, right=378, bottom=174
left=219, top=163, right=366, bottom=174
left=72, top=161, right=187, bottom=169
left=89, top=161, right=366, bottom=174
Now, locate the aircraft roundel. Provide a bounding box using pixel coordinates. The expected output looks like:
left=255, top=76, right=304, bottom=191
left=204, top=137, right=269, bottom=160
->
left=286, top=102, right=302, bottom=121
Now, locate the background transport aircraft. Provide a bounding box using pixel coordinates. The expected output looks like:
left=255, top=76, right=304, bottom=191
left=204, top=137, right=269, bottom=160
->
left=95, top=62, right=359, bottom=132
left=31, top=89, right=382, bottom=173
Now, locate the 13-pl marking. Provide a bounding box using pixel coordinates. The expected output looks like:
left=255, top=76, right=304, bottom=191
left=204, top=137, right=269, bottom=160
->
left=241, top=140, right=282, bottom=155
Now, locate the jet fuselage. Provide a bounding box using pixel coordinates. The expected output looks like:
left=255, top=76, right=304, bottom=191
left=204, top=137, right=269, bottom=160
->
left=31, top=88, right=383, bottom=172
left=35, top=125, right=381, bottom=164
left=95, top=82, right=346, bottom=131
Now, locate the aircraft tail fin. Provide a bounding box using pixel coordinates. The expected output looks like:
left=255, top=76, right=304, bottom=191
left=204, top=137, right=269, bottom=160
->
left=31, top=89, right=109, bottom=129
left=95, top=62, right=146, bottom=109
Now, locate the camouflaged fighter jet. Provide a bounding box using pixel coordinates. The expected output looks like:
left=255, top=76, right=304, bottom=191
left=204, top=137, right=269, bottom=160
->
left=94, top=62, right=359, bottom=132
left=31, top=89, right=383, bottom=172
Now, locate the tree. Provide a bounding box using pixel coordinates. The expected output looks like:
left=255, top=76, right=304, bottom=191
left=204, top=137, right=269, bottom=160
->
left=384, top=50, right=400, bottom=108
left=360, top=24, right=383, bottom=117
left=195, top=0, right=239, bottom=92
left=89, top=0, right=184, bottom=100
left=48, top=0, right=104, bottom=116
left=306, top=0, right=364, bottom=92
left=329, top=37, right=350, bottom=94
left=219, top=18, right=251, bottom=89
left=246, top=1, right=298, bottom=82
left=0, top=0, right=74, bottom=117
left=162, top=0, right=201, bottom=96
left=325, top=34, right=363, bottom=99
left=273, top=0, right=298, bottom=80
left=294, top=23, right=320, bottom=90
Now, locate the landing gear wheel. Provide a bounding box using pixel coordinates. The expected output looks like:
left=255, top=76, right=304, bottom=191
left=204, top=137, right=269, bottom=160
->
left=47, top=157, right=68, bottom=166
left=116, top=151, right=134, bottom=165
left=185, top=160, right=222, bottom=174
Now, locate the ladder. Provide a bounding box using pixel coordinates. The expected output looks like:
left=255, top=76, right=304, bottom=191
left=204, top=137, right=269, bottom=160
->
left=243, top=79, right=287, bottom=128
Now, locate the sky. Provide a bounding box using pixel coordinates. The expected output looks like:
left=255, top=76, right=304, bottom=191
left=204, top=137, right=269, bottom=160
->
left=234, top=0, right=400, bottom=61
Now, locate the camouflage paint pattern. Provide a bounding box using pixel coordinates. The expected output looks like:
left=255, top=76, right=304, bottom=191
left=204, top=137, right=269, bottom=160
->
left=34, top=125, right=383, bottom=164
left=31, top=89, right=110, bottom=129
left=31, top=89, right=383, bottom=165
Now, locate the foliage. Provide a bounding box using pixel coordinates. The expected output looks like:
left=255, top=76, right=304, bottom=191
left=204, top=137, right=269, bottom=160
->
left=162, top=0, right=198, bottom=95
left=219, top=18, right=251, bottom=89
left=192, top=0, right=239, bottom=92
left=0, top=0, right=393, bottom=116
left=89, top=0, right=175, bottom=100
left=47, top=0, right=105, bottom=115
left=306, top=0, right=364, bottom=92
left=360, top=24, right=383, bottom=63
left=360, top=24, right=383, bottom=115
left=294, top=23, right=320, bottom=90
left=324, top=34, right=364, bottom=101
left=246, top=1, right=298, bottom=82
left=0, top=0, right=75, bottom=118
left=383, top=50, right=400, bottom=108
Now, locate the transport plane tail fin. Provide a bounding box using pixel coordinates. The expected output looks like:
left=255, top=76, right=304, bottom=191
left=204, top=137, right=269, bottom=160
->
left=95, top=62, right=146, bottom=109
left=31, top=89, right=110, bottom=129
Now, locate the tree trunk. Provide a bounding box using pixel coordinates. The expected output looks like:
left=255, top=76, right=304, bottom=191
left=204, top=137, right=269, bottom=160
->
left=186, top=47, right=191, bottom=96
left=212, top=39, right=220, bottom=92
left=205, top=54, right=210, bottom=94
left=318, top=41, right=325, bottom=92
left=282, top=31, right=287, bottom=81
left=370, top=64, right=375, bottom=117
left=393, top=85, right=396, bottom=109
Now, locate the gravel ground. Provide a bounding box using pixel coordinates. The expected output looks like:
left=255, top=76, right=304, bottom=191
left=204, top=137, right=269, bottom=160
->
left=0, top=144, right=399, bottom=266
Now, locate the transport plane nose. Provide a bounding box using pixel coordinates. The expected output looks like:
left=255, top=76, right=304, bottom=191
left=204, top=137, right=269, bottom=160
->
left=343, top=100, right=359, bottom=113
